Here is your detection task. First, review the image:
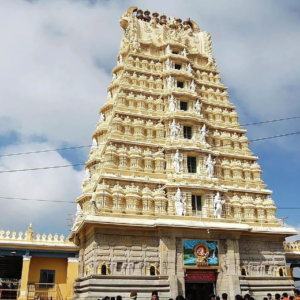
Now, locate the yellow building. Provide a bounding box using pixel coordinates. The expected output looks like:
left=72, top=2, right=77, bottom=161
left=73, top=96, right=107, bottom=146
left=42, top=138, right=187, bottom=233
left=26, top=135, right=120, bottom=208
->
left=0, top=224, right=79, bottom=300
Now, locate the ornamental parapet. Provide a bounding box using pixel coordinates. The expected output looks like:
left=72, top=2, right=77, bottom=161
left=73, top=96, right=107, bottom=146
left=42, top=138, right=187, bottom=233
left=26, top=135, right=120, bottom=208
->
left=284, top=241, right=300, bottom=252
left=0, top=224, right=70, bottom=244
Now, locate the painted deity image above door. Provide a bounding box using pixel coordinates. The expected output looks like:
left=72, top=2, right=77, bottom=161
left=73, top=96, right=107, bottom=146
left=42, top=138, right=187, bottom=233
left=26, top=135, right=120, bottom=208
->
left=183, top=239, right=219, bottom=268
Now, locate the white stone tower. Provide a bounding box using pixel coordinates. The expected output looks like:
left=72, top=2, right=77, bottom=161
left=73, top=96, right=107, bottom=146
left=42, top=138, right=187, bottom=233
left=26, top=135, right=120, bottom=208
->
left=70, top=7, right=296, bottom=300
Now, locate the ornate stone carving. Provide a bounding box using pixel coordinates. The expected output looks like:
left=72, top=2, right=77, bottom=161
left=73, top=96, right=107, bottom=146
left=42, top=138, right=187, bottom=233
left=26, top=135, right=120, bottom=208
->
left=205, top=154, right=216, bottom=178
left=172, top=188, right=186, bottom=216
left=213, top=192, right=225, bottom=219
left=194, top=99, right=202, bottom=115
left=168, top=94, right=177, bottom=112
left=169, top=119, right=181, bottom=139
left=172, top=149, right=183, bottom=173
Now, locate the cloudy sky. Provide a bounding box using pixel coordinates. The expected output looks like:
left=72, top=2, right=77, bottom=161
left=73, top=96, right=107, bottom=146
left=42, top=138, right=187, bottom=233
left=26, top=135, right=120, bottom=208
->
left=0, top=0, right=300, bottom=240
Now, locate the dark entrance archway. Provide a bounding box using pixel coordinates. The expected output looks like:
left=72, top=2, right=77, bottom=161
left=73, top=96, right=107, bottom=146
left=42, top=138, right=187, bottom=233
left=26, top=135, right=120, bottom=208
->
left=0, top=256, right=23, bottom=299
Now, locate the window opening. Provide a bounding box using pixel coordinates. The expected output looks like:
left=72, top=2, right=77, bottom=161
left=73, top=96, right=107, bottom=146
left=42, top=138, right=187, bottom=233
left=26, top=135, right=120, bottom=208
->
left=101, top=265, right=107, bottom=275
left=175, top=64, right=181, bottom=70
left=191, top=195, right=202, bottom=211
left=183, top=126, right=192, bottom=139
left=279, top=268, right=284, bottom=277
left=39, top=270, right=55, bottom=288
left=187, top=157, right=197, bottom=173
left=172, top=51, right=178, bottom=55
left=180, top=101, right=188, bottom=111
left=117, top=262, right=122, bottom=272
left=177, top=81, right=184, bottom=89
left=150, top=266, right=156, bottom=276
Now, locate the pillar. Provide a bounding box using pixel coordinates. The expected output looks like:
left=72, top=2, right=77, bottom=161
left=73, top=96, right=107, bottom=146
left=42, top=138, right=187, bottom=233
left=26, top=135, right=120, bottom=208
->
left=18, top=256, right=31, bottom=300
left=225, top=240, right=241, bottom=298
left=66, top=257, right=79, bottom=300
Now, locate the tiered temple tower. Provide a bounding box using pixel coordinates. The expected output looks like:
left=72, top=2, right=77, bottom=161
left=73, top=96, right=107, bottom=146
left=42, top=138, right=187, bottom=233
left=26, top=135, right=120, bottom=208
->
left=70, top=7, right=296, bottom=300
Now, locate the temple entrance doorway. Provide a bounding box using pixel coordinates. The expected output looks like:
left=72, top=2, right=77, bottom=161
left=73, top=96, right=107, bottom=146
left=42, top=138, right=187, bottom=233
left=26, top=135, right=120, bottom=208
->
left=185, top=270, right=216, bottom=300
left=0, top=255, right=23, bottom=299
left=185, top=282, right=214, bottom=300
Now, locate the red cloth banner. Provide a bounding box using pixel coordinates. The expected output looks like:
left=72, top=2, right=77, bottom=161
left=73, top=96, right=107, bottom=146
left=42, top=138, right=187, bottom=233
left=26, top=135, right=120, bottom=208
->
left=185, top=270, right=215, bottom=281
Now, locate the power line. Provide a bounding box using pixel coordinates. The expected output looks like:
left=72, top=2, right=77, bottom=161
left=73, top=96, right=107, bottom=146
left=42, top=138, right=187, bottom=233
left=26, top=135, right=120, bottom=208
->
left=240, top=115, right=300, bottom=127
left=0, top=195, right=298, bottom=209
left=0, top=163, right=85, bottom=174
left=0, top=130, right=299, bottom=174
left=0, top=145, right=92, bottom=158
left=0, top=196, right=74, bottom=203
left=0, top=114, right=300, bottom=158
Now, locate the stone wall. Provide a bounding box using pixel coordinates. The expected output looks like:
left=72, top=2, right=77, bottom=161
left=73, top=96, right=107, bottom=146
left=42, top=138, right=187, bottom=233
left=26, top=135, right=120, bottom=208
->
left=75, top=228, right=293, bottom=300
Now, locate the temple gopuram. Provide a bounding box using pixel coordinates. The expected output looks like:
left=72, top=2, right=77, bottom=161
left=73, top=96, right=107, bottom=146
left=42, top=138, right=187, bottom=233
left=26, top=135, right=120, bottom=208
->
left=64, top=6, right=298, bottom=300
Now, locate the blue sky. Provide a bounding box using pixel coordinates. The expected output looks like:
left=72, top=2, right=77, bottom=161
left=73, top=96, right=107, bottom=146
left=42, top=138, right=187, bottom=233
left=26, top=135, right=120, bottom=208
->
left=0, top=0, right=300, bottom=239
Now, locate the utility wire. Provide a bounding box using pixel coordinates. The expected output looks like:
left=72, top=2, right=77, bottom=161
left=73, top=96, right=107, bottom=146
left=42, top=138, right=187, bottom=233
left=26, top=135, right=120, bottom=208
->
left=0, top=115, right=300, bottom=158
left=0, top=195, right=298, bottom=209
left=0, top=196, right=74, bottom=203
left=0, top=130, right=300, bottom=174
left=0, top=145, right=92, bottom=158
left=0, top=163, right=85, bottom=174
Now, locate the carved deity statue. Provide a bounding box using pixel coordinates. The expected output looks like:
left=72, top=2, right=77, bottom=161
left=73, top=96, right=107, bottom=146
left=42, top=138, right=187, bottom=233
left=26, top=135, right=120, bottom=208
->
left=186, top=63, right=192, bottom=74
left=181, top=48, right=188, bottom=57
left=172, top=188, right=186, bottom=216
left=166, top=44, right=172, bottom=55
left=166, top=76, right=174, bottom=90
left=76, top=203, right=83, bottom=218
left=99, top=112, right=105, bottom=122
left=190, top=80, right=196, bottom=92
left=214, top=192, right=225, bottom=219
left=83, top=168, right=91, bottom=182
left=91, top=138, right=97, bottom=151
left=119, top=54, right=123, bottom=65
left=168, top=94, right=177, bottom=112
left=172, top=149, right=183, bottom=173
left=130, top=34, right=140, bottom=53
left=199, top=124, right=209, bottom=143
left=165, top=58, right=171, bottom=71
left=169, top=119, right=181, bottom=139
left=206, top=53, right=217, bottom=69
left=112, top=73, right=117, bottom=81
left=107, top=91, right=112, bottom=99
left=205, top=154, right=216, bottom=177
left=194, top=100, right=202, bottom=115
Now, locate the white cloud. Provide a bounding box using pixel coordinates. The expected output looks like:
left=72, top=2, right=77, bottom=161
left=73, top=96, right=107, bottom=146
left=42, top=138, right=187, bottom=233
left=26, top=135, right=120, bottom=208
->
left=0, top=0, right=300, bottom=233
left=0, top=142, right=84, bottom=235
left=286, top=223, right=300, bottom=242
left=0, top=0, right=126, bottom=145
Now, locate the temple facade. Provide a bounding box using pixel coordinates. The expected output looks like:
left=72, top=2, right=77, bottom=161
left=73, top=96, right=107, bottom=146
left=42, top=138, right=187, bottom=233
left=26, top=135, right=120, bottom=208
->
left=69, top=7, right=297, bottom=300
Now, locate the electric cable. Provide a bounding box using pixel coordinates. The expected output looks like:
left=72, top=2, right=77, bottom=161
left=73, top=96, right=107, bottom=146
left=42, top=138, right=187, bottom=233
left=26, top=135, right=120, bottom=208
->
left=0, top=114, right=300, bottom=158
left=0, top=195, right=297, bottom=209
left=0, top=130, right=300, bottom=174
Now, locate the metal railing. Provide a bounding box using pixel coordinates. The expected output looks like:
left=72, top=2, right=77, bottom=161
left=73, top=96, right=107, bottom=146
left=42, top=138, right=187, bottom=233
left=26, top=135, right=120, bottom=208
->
left=27, top=283, right=63, bottom=300
left=0, top=281, right=20, bottom=299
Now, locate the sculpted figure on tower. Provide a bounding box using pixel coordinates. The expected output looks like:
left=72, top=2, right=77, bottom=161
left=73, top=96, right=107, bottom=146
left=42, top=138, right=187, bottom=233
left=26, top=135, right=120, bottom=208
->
left=168, top=94, right=177, bottom=112
left=165, top=58, right=171, bottom=71
left=205, top=154, right=216, bottom=177
left=194, top=100, right=202, bottom=115
left=190, top=80, right=196, bottom=92
left=173, top=188, right=186, bottom=216
left=214, top=192, right=225, bottom=219
left=199, top=124, right=208, bottom=143
left=169, top=119, right=181, bottom=139
left=166, top=44, right=172, bottom=55
left=172, top=149, right=183, bottom=173
left=166, top=76, right=175, bottom=90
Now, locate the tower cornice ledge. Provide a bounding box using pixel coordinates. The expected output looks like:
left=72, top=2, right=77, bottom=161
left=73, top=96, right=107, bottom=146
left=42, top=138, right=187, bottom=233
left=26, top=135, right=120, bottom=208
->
left=70, top=216, right=297, bottom=237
